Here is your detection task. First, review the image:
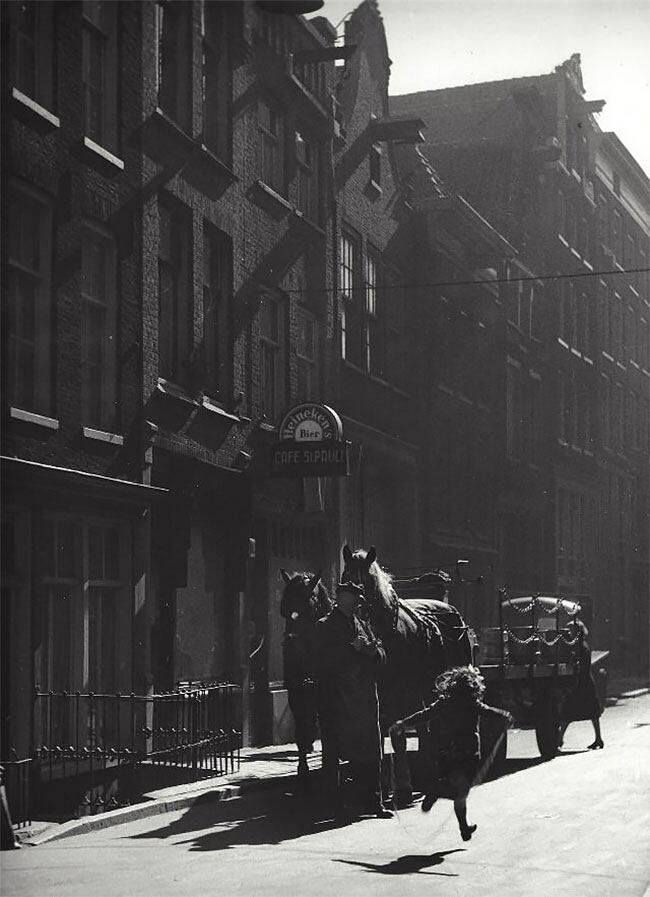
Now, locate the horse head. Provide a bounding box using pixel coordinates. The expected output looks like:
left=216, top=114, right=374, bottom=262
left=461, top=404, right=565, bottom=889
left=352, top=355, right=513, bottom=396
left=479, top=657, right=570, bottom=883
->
left=341, top=544, right=377, bottom=590
left=280, top=569, right=327, bottom=633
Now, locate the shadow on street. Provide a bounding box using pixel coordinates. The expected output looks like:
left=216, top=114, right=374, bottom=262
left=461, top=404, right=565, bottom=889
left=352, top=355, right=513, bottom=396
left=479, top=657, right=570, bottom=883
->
left=127, top=787, right=370, bottom=852
left=336, top=849, right=464, bottom=876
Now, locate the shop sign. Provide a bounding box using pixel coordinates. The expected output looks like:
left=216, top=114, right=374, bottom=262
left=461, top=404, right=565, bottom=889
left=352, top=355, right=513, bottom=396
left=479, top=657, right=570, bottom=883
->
left=265, top=403, right=349, bottom=477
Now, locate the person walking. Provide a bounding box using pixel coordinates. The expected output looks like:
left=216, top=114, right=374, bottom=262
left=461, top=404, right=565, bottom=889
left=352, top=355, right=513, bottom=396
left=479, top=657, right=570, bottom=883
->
left=315, top=581, right=393, bottom=819
left=390, top=666, right=511, bottom=841
left=559, top=619, right=604, bottom=750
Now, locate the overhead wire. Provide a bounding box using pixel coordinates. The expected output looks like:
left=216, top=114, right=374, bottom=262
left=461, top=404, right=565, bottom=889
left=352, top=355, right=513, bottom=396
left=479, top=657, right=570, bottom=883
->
left=259, top=266, right=650, bottom=295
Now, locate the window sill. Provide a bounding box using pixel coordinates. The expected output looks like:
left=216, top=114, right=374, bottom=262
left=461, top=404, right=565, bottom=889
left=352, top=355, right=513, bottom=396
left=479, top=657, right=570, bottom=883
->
left=255, top=179, right=293, bottom=213
left=141, top=107, right=195, bottom=168
left=570, top=247, right=582, bottom=261
left=558, top=233, right=569, bottom=248
left=11, top=87, right=60, bottom=134
left=291, top=209, right=325, bottom=237
left=558, top=338, right=569, bottom=350
left=366, top=179, right=382, bottom=199
left=78, top=136, right=125, bottom=177
left=601, top=351, right=614, bottom=363
left=583, top=259, right=593, bottom=271
left=9, top=407, right=59, bottom=430
left=82, top=426, right=124, bottom=446
left=182, top=143, right=238, bottom=201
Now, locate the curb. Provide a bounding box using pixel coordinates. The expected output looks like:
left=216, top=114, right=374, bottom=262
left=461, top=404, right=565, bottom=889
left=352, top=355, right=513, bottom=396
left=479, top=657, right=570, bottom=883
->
left=26, top=774, right=298, bottom=847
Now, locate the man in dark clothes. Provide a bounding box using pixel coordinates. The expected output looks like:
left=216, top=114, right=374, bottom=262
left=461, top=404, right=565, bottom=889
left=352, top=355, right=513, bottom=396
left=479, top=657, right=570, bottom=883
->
left=315, top=581, right=393, bottom=819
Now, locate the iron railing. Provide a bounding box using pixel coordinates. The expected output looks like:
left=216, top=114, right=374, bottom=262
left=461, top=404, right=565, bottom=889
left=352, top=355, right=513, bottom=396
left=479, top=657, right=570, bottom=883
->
left=4, top=682, right=241, bottom=823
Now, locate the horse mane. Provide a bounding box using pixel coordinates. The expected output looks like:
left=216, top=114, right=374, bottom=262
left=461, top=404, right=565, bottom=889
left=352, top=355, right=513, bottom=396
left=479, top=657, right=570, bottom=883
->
left=368, top=558, right=398, bottom=607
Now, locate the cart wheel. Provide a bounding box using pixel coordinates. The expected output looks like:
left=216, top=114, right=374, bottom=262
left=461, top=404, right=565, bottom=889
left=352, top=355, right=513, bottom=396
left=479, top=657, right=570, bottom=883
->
left=535, top=697, right=560, bottom=760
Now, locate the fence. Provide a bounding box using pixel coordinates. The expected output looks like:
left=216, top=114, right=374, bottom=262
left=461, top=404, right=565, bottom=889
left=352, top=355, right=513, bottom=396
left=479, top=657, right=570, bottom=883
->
left=4, top=682, right=241, bottom=825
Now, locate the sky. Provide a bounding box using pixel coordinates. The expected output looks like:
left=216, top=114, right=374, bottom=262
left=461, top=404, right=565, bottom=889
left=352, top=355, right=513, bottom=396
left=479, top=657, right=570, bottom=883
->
left=309, top=0, right=650, bottom=176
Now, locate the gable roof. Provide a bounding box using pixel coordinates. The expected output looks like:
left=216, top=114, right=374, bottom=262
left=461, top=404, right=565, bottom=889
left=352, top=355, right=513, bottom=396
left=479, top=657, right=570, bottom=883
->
left=390, top=74, right=555, bottom=146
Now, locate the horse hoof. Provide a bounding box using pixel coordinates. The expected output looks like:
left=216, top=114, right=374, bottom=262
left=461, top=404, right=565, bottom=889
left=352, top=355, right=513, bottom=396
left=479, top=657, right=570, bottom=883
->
left=394, top=790, right=413, bottom=809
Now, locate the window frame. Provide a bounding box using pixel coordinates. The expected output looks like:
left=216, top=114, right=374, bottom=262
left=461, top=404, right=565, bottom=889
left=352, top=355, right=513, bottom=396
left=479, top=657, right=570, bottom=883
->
left=82, top=1, right=119, bottom=152
left=158, top=196, right=192, bottom=384
left=258, top=98, right=285, bottom=195
left=6, top=179, right=54, bottom=415
left=80, top=222, right=118, bottom=431
left=294, top=128, right=319, bottom=223
left=259, top=293, right=288, bottom=422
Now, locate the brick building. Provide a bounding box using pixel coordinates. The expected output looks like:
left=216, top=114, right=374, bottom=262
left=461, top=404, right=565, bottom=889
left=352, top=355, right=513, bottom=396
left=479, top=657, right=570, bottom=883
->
left=392, top=53, right=650, bottom=673
left=2, top=0, right=647, bottom=780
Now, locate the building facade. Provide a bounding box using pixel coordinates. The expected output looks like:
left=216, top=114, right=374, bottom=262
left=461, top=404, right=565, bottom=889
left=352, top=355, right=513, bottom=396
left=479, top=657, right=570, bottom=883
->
left=392, top=53, right=650, bottom=673
left=2, top=2, right=648, bottom=775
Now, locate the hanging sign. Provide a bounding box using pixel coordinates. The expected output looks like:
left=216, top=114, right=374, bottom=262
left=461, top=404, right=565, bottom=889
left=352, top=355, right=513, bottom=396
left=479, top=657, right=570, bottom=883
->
left=264, top=403, right=349, bottom=477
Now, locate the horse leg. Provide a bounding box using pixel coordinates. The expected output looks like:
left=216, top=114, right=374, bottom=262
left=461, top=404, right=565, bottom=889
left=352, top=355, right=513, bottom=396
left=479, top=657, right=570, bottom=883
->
left=390, top=727, right=413, bottom=807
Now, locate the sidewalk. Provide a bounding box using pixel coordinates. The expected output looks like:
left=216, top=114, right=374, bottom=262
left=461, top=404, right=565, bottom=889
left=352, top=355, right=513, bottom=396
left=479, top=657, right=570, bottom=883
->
left=15, top=673, right=649, bottom=848
left=19, top=740, right=323, bottom=848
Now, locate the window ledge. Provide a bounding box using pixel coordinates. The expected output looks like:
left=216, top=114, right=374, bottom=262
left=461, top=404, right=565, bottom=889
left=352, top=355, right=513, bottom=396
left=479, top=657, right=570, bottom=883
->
left=9, top=407, right=59, bottom=430
left=583, top=259, right=593, bottom=271
left=602, top=351, right=614, bottom=363
left=201, top=395, right=240, bottom=424
left=255, top=179, right=293, bottom=212
left=367, top=179, right=382, bottom=198
left=583, top=355, right=594, bottom=366
left=82, top=426, right=124, bottom=446
left=570, top=347, right=582, bottom=358
left=570, top=247, right=582, bottom=261
left=558, top=338, right=569, bottom=349
left=558, top=234, right=569, bottom=248
left=630, top=360, right=640, bottom=371
left=291, top=209, right=326, bottom=237
left=629, top=285, right=640, bottom=298
left=78, top=136, right=125, bottom=176
left=11, top=88, right=60, bottom=134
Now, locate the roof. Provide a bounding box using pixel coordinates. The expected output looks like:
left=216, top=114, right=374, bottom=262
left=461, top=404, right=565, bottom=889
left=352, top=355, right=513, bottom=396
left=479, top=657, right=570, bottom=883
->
left=390, top=74, right=554, bottom=146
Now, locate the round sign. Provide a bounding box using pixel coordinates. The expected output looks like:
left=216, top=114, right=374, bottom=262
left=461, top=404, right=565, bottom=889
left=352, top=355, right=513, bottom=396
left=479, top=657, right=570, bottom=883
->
left=278, top=403, right=343, bottom=443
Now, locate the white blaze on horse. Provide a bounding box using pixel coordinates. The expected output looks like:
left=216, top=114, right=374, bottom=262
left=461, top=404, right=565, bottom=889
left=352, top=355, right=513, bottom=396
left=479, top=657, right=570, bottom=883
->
left=280, top=570, right=333, bottom=781
left=341, top=544, right=473, bottom=806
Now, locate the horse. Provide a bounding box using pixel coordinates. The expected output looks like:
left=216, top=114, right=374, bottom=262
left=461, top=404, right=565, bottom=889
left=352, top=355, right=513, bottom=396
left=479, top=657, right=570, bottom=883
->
left=341, top=544, right=473, bottom=806
left=280, top=570, right=333, bottom=781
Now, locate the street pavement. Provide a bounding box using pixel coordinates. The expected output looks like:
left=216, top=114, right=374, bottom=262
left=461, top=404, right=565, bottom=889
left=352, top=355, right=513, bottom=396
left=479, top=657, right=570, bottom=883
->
left=2, top=691, right=649, bottom=897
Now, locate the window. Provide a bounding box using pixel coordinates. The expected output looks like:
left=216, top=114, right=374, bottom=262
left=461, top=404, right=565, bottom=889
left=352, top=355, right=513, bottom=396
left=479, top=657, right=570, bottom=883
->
left=6, top=182, right=53, bottom=414
left=506, top=358, right=523, bottom=460
left=201, top=0, right=230, bottom=162
left=259, top=294, right=287, bottom=421
left=369, top=142, right=382, bottom=190
left=339, top=232, right=363, bottom=367
left=82, top=2, right=118, bottom=150
left=611, top=209, right=623, bottom=261
left=556, top=487, right=591, bottom=591
left=295, top=130, right=319, bottom=222
left=296, top=307, right=318, bottom=402
left=638, top=247, right=648, bottom=299
left=258, top=99, right=284, bottom=193
left=612, top=171, right=621, bottom=196
left=600, top=374, right=610, bottom=449
left=156, top=0, right=192, bottom=132
left=81, top=227, right=118, bottom=430
left=596, top=196, right=609, bottom=244
left=557, top=191, right=567, bottom=238
left=202, top=226, right=232, bottom=399
left=158, top=199, right=191, bottom=383
left=36, top=515, right=131, bottom=744
left=623, top=234, right=635, bottom=274
left=559, top=278, right=577, bottom=347
left=12, top=0, right=55, bottom=110
left=527, top=371, right=543, bottom=465
left=364, top=252, right=379, bottom=373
